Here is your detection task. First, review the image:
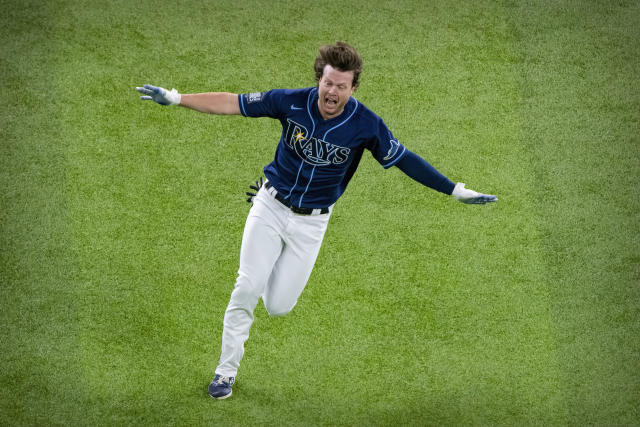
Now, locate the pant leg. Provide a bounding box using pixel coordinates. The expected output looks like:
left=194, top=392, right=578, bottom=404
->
left=263, top=209, right=331, bottom=317
left=216, top=191, right=285, bottom=377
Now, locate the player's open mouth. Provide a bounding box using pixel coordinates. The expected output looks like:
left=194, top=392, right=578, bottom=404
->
left=325, top=97, right=338, bottom=107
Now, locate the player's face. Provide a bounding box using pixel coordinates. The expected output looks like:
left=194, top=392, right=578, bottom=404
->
left=317, top=65, right=356, bottom=120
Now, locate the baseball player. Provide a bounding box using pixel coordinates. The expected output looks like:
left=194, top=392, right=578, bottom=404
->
left=136, top=42, right=497, bottom=400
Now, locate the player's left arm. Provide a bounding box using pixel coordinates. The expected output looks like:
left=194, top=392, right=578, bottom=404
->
left=395, top=150, right=497, bottom=204
left=136, top=84, right=241, bottom=115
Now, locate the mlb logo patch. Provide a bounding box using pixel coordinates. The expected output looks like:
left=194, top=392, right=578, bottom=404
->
left=248, top=92, right=264, bottom=103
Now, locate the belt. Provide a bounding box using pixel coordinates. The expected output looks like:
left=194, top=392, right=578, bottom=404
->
left=264, top=181, right=329, bottom=215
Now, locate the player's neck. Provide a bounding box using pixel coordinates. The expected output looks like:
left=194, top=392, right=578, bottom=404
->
left=317, top=99, right=345, bottom=121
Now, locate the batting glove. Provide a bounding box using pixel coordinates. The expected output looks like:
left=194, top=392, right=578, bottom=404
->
left=246, top=177, right=264, bottom=204
left=136, top=84, right=181, bottom=106
left=452, top=183, right=498, bottom=204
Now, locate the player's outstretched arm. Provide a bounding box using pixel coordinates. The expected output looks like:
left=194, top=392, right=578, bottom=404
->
left=395, top=150, right=497, bottom=204
left=136, top=84, right=241, bottom=115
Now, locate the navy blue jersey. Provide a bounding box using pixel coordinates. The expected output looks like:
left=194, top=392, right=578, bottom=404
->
left=238, top=87, right=407, bottom=208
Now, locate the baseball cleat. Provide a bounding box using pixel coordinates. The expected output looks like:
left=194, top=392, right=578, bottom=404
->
left=208, top=374, right=235, bottom=399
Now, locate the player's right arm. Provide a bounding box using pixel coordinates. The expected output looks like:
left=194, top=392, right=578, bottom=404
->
left=136, top=84, right=241, bottom=115
left=179, top=92, right=240, bottom=115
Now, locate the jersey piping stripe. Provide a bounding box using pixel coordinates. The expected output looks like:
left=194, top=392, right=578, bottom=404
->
left=238, top=94, right=247, bottom=116
left=383, top=145, right=407, bottom=168
left=322, top=98, right=359, bottom=140
left=306, top=88, right=317, bottom=135
left=285, top=90, right=316, bottom=200
left=286, top=161, right=304, bottom=199
left=299, top=165, right=316, bottom=207
left=299, top=98, right=359, bottom=207
left=286, top=89, right=317, bottom=202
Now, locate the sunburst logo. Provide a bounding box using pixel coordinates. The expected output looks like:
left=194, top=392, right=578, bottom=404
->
left=294, top=130, right=306, bottom=144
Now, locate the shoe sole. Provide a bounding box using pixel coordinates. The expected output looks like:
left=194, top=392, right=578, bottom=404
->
left=209, top=390, right=232, bottom=400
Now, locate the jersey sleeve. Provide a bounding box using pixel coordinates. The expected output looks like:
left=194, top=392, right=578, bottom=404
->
left=367, top=116, right=408, bottom=169
left=238, top=89, right=286, bottom=119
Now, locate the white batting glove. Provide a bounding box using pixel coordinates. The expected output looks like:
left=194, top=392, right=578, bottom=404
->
left=452, top=183, right=498, bottom=204
left=136, top=84, right=181, bottom=106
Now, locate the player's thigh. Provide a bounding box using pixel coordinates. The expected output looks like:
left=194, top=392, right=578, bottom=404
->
left=263, top=214, right=330, bottom=315
left=236, top=207, right=284, bottom=295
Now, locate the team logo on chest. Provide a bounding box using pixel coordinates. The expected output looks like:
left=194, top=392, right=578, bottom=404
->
left=284, top=119, right=351, bottom=166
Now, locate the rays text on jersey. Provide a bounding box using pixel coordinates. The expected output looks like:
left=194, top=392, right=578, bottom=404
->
left=284, top=119, right=350, bottom=166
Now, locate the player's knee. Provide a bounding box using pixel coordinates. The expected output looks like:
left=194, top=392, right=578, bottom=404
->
left=264, top=300, right=296, bottom=317
left=235, top=272, right=266, bottom=297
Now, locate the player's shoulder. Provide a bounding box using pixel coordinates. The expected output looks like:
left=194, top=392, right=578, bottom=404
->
left=351, top=98, right=385, bottom=128
left=267, top=87, right=314, bottom=99
left=352, top=99, right=377, bottom=118
left=258, top=87, right=313, bottom=108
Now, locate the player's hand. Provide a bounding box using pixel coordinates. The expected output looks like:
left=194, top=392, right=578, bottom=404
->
left=452, top=183, right=497, bottom=204
left=136, top=84, right=181, bottom=106
left=246, top=177, right=264, bottom=203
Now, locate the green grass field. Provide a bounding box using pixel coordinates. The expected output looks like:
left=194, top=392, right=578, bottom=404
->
left=2, top=0, right=639, bottom=425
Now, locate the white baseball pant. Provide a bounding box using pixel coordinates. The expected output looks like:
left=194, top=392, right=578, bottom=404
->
left=215, top=183, right=332, bottom=377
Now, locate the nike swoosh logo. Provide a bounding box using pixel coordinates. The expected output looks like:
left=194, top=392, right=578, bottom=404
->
left=290, top=105, right=304, bottom=110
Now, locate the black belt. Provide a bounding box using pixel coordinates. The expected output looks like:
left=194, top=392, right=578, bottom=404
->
left=264, top=182, right=329, bottom=215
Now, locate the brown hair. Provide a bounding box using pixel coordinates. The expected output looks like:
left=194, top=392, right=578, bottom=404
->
left=314, top=41, right=363, bottom=89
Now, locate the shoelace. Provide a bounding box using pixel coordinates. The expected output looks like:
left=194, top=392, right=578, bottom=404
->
left=213, top=376, right=229, bottom=386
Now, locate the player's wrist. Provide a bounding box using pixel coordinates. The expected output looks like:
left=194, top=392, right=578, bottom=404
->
left=452, top=182, right=498, bottom=204
left=452, top=182, right=476, bottom=200
left=166, top=88, right=181, bottom=106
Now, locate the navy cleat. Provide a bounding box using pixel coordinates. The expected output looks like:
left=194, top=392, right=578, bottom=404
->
left=208, top=374, right=235, bottom=400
